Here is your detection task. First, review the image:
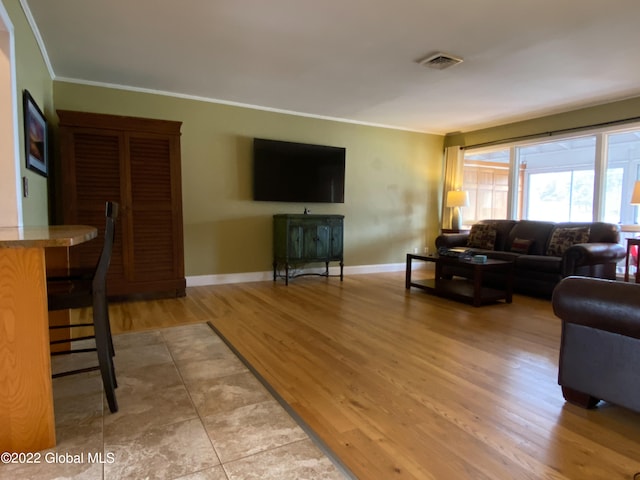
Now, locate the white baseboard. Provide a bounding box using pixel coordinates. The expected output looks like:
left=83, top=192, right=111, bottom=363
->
left=187, top=271, right=272, bottom=286
left=186, top=261, right=432, bottom=287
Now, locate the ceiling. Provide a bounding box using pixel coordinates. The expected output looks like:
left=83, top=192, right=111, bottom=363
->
left=22, top=0, right=640, bottom=135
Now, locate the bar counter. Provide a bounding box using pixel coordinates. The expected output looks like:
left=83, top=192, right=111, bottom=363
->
left=0, top=225, right=97, bottom=453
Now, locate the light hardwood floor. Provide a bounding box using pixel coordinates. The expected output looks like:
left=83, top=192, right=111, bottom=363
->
left=98, top=271, right=640, bottom=480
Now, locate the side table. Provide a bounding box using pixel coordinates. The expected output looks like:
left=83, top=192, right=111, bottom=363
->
left=624, top=237, right=640, bottom=282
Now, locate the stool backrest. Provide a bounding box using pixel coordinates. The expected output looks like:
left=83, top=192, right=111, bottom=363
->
left=93, top=201, right=119, bottom=294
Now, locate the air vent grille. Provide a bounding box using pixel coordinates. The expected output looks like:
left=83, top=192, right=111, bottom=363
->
left=417, top=53, right=464, bottom=70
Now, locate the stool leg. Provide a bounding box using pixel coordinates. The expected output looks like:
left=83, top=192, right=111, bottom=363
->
left=94, top=294, right=118, bottom=413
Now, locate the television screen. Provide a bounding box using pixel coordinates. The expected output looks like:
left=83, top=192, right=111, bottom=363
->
left=252, top=138, right=345, bottom=203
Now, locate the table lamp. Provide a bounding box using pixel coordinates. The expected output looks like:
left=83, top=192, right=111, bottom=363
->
left=631, top=181, right=640, bottom=205
left=446, top=190, right=469, bottom=231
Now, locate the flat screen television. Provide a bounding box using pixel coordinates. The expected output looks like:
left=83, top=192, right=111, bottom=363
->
left=252, top=138, right=345, bottom=203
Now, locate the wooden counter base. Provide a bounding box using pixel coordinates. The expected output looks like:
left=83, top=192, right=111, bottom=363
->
left=0, top=248, right=55, bottom=452
left=0, top=225, right=96, bottom=453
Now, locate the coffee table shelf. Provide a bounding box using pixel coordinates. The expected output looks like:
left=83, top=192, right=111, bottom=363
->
left=406, top=253, right=513, bottom=307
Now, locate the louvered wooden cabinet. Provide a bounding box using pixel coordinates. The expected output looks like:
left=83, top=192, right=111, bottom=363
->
left=57, top=110, right=186, bottom=298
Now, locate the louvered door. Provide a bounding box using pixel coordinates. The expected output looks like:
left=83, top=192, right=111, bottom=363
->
left=57, top=110, right=185, bottom=298
left=59, top=128, right=126, bottom=288
left=126, top=133, right=183, bottom=291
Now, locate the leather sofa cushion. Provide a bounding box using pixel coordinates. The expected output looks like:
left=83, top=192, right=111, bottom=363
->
left=506, top=220, right=555, bottom=255
left=485, top=251, right=521, bottom=262
left=515, top=254, right=562, bottom=273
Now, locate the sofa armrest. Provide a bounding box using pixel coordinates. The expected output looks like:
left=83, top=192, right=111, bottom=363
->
left=435, top=233, right=468, bottom=249
left=561, top=242, right=626, bottom=277
left=552, top=276, right=640, bottom=339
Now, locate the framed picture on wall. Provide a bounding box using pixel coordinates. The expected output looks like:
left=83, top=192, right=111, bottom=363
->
left=23, top=90, right=48, bottom=177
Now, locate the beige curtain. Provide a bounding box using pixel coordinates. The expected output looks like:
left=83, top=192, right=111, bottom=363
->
left=442, top=146, right=464, bottom=229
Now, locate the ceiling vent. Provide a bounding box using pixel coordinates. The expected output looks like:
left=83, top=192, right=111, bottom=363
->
left=417, top=52, right=464, bottom=70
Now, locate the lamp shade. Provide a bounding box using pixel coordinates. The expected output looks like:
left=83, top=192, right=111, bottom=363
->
left=446, top=190, right=469, bottom=208
left=631, top=181, right=640, bottom=205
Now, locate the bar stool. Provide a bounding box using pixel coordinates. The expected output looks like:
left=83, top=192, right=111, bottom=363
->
left=47, top=201, right=119, bottom=413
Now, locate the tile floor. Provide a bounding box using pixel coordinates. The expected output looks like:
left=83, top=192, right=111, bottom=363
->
left=0, top=323, right=349, bottom=480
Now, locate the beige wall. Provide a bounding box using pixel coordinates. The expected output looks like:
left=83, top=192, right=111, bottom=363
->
left=53, top=81, right=445, bottom=277
left=4, top=0, right=53, bottom=226
left=445, top=96, right=640, bottom=148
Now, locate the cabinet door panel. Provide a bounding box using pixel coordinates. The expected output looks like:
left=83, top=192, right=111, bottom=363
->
left=129, top=136, right=174, bottom=204
left=130, top=211, right=177, bottom=280
left=74, top=133, right=123, bottom=205
left=313, top=225, right=331, bottom=259
left=301, top=225, right=327, bottom=259
left=128, top=135, right=182, bottom=281
left=287, top=225, right=303, bottom=259
left=63, top=130, right=125, bottom=285
left=329, top=222, right=343, bottom=258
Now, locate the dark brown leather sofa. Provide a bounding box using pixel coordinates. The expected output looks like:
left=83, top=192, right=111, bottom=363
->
left=435, top=219, right=625, bottom=297
left=552, top=276, right=640, bottom=412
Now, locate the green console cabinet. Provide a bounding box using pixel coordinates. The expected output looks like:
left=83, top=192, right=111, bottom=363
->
left=273, top=214, right=344, bottom=285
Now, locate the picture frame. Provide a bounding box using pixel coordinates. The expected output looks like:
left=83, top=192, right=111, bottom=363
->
left=23, top=90, right=48, bottom=177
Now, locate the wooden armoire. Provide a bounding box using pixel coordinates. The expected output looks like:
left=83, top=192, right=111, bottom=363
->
left=57, top=110, right=186, bottom=298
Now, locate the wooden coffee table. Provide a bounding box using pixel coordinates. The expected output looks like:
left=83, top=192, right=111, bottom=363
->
left=406, top=253, right=514, bottom=307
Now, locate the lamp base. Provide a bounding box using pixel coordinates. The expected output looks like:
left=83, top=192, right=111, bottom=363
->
left=451, top=207, right=462, bottom=231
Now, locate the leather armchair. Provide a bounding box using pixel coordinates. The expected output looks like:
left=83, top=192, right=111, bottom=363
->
left=552, top=276, right=640, bottom=412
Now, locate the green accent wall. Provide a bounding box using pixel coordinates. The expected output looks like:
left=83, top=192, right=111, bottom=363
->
left=52, top=82, right=445, bottom=276
left=4, top=0, right=53, bottom=225
left=445, top=96, right=640, bottom=149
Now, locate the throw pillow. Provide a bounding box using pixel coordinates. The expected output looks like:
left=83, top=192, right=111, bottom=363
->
left=510, top=237, right=533, bottom=254
left=467, top=224, right=497, bottom=250
left=546, top=226, right=590, bottom=256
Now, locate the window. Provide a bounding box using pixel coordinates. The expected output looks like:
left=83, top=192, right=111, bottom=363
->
left=603, top=130, right=640, bottom=225
left=518, top=136, right=595, bottom=222
left=462, top=129, right=640, bottom=224
left=462, top=149, right=509, bottom=225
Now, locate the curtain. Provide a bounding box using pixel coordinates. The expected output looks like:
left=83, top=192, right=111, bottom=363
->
left=442, top=146, right=464, bottom=229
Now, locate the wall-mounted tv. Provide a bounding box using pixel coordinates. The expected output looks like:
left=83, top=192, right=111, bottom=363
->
left=252, top=138, right=345, bottom=203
